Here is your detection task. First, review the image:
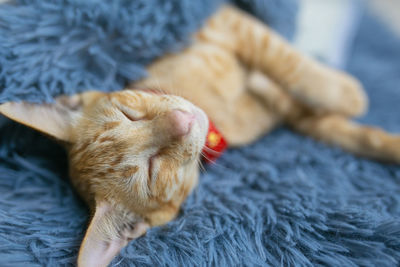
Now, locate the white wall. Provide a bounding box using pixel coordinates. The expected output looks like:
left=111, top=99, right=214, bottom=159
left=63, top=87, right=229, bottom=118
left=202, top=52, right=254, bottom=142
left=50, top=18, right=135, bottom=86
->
left=294, top=0, right=362, bottom=68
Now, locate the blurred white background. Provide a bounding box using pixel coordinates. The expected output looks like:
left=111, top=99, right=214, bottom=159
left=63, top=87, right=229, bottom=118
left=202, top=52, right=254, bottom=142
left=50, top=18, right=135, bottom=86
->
left=294, top=0, right=400, bottom=68
left=369, top=0, right=400, bottom=36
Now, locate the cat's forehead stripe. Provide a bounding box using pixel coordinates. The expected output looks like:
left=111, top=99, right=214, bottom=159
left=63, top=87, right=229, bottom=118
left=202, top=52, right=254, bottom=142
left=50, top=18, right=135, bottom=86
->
left=103, top=121, right=121, bottom=130
left=99, top=136, right=116, bottom=143
left=112, top=154, right=124, bottom=166
left=122, top=165, right=139, bottom=178
left=70, top=140, right=91, bottom=157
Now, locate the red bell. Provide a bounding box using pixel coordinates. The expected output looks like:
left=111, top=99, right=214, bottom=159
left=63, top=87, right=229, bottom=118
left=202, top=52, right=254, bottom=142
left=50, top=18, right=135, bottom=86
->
left=202, top=120, right=227, bottom=163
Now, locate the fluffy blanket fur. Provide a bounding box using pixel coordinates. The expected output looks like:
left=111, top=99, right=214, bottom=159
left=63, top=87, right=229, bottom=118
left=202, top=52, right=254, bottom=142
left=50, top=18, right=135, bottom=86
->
left=0, top=0, right=298, bottom=103
left=1, top=0, right=400, bottom=266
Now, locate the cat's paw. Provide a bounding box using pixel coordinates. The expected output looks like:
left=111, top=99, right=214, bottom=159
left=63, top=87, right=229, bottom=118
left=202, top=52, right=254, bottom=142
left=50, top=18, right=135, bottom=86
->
left=290, top=63, right=368, bottom=117
left=331, top=71, right=368, bottom=117
left=386, top=136, right=400, bottom=164
left=361, top=127, right=400, bottom=164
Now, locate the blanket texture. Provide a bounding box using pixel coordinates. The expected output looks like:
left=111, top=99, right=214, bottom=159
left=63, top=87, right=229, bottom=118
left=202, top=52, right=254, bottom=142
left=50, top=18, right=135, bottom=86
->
left=0, top=0, right=298, bottom=103
left=1, top=1, right=400, bottom=266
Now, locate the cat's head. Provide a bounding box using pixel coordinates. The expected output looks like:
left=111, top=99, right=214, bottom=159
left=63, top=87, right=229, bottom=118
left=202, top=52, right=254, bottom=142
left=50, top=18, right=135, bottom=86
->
left=0, top=89, right=208, bottom=266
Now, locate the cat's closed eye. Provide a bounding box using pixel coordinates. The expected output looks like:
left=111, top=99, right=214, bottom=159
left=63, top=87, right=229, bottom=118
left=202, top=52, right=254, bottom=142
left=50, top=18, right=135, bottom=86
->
left=119, top=108, right=144, bottom=122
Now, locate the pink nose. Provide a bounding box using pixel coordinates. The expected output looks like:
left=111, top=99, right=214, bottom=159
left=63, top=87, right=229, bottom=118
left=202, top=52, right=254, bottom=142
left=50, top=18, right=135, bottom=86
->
left=168, top=109, right=195, bottom=137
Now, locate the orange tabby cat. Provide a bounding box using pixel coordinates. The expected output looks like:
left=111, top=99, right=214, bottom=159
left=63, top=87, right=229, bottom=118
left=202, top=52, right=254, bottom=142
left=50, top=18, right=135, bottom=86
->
left=1, top=5, right=399, bottom=267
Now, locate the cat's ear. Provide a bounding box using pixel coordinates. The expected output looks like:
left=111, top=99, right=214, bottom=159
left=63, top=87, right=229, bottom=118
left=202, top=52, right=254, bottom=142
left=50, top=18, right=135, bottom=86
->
left=78, top=201, right=149, bottom=267
left=0, top=92, right=99, bottom=142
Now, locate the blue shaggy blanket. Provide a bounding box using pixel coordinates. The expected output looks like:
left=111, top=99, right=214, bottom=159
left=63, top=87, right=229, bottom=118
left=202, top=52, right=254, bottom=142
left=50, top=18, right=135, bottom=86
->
left=0, top=0, right=298, bottom=103
left=1, top=0, right=400, bottom=266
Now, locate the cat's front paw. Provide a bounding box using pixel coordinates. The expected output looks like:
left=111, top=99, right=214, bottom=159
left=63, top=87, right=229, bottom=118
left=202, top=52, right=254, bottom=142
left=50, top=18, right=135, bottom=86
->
left=290, top=62, right=368, bottom=117
left=332, top=71, right=368, bottom=117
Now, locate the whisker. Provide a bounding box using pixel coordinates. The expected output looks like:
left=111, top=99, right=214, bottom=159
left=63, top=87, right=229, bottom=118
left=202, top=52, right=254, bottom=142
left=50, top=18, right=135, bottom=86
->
left=200, top=151, right=222, bottom=167
left=197, top=157, right=206, bottom=172
left=202, top=146, right=223, bottom=155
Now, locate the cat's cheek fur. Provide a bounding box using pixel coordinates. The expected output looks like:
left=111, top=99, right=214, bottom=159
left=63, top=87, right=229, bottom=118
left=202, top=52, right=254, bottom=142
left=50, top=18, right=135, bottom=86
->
left=75, top=163, right=199, bottom=266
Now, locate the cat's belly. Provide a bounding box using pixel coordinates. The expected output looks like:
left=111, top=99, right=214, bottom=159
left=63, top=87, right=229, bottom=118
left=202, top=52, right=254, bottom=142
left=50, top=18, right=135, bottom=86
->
left=135, top=43, right=245, bottom=104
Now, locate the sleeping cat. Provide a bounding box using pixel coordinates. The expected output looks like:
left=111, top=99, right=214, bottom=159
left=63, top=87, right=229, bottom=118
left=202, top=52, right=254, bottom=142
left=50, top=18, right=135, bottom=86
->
left=1, top=5, right=399, bottom=267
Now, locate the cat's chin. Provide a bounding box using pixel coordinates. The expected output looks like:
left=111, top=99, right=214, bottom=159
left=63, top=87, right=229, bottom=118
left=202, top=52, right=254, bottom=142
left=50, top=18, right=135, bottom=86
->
left=191, top=106, right=209, bottom=136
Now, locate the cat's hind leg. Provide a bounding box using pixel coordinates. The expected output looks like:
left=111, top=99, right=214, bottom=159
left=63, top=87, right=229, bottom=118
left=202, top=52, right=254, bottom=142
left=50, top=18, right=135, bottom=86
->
left=197, top=5, right=368, bottom=117
left=291, top=114, right=400, bottom=164
left=247, top=71, right=400, bottom=164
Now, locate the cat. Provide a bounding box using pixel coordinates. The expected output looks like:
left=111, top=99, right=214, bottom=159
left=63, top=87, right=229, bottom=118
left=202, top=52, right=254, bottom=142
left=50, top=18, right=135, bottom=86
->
left=1, top=5, right=399, bottom=267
